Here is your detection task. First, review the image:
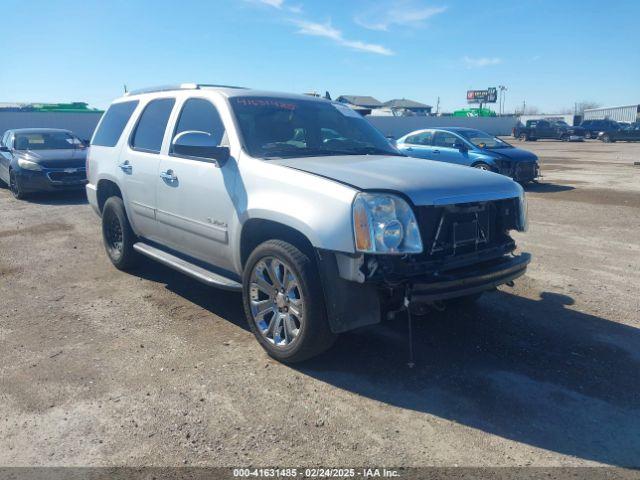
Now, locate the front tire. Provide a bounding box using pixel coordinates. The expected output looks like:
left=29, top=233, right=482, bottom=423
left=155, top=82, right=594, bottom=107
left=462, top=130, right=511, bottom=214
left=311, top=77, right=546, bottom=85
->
left=473, top=162, right=493, bottom=172
left=242, top=240, right=336, bottom=363
left=9, top=170, right=27, bottom=200
left=101, top=196, right=140, bottom=270
left=602, top=134, right=613, bottom=143
left=585, top=131, right=592, bottom=139
left=519, top=133, right=529, bottom=141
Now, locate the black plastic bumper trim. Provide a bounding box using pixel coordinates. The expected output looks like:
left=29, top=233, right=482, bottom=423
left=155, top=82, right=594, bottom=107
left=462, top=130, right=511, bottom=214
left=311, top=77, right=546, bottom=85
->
left=411, top=253, right=531, bottom=302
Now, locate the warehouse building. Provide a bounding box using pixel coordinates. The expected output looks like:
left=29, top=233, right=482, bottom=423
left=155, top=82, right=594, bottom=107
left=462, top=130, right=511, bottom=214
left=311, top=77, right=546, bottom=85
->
left=583, top=104, right=639, bottom=123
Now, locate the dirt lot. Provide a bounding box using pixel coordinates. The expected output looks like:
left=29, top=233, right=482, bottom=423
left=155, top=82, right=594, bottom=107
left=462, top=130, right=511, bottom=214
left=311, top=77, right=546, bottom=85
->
left=1, top=139, right=639, bottom=468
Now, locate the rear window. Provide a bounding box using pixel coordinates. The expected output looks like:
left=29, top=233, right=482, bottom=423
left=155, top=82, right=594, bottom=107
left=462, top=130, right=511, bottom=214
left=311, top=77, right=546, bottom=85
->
left=92, top=101, right=138, bottom=147
left=130, top=98, right=175, bottom=153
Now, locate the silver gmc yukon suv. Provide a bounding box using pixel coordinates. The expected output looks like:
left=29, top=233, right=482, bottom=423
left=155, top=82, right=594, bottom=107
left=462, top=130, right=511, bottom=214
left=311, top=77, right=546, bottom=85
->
left=86, top=84, right=530, bottom=362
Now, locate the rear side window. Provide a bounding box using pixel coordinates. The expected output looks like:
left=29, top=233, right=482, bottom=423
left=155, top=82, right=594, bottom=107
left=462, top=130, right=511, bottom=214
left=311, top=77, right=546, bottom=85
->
left=131, top=98, right=176, bottom=153
left=92, top=101, right=138, bottom=147
left=172, top=98, right=226, bottom=150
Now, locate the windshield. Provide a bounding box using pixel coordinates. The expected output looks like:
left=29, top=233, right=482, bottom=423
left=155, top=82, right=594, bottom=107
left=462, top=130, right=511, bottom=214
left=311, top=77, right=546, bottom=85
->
left=554, top=121, right=569, bottom=126
left=14, top=131, right=83, bottom=151
left=457, top=130, right=512, bottom=149
left=230, top=96, right=403, bottom=158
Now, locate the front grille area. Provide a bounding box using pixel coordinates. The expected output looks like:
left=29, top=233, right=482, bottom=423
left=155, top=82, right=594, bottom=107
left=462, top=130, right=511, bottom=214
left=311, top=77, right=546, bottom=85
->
left=414, top=198, right=518, bottom=261
left=514, top=162, right=537, bottom=181
left=367, top=199, right=519, bottom=282
left=47, top=169, right=87, bottom=183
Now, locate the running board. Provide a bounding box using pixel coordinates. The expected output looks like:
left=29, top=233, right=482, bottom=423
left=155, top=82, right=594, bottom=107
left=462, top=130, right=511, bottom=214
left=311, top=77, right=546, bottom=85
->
left=133, top=242, right=242, bottom=291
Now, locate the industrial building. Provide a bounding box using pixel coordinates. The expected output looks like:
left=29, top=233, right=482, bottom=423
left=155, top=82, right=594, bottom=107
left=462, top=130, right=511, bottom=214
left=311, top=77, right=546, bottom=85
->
left=583, top=104, right=640, bottom=123
left=0, top=102, right=103, bottom=139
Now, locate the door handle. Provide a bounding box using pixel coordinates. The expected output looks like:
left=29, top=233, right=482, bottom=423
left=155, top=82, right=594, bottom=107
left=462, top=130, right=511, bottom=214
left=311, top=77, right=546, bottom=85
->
left=118, top=161, right=132, bottom=173
left=160, top=169, right=177, bottom=181
left=406, top=147, right=414, bottom=151
left=432, top=149, right=440, bottom=154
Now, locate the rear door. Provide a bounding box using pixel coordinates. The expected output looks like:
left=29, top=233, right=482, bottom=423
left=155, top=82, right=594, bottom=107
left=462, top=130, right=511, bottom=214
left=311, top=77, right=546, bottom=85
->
left=155, top=96, right=237, bottom=271
left=398, top=131, right=434, bottom=159
left=120, top=97, right=176, bottom=242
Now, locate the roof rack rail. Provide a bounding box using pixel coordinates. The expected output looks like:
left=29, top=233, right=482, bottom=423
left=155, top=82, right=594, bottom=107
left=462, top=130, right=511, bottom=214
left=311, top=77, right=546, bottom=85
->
left=125, top=83, right=247, bottom=96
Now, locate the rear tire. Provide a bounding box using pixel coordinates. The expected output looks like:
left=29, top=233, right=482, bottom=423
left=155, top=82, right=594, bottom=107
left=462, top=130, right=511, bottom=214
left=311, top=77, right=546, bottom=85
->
left=602, top=134, right=613, bottom=143
left=585, top=131, right=592, bottom=139
left=101, top=196, right=140, bottom=271
left=242, top=239, right=336, bottom=363
left=519, top=133, right=529, bottom=141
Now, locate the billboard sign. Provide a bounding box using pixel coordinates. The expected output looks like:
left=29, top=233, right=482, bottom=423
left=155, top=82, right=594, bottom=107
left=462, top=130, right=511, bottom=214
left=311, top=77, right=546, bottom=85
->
left=467, top=87, right=497, bottom=104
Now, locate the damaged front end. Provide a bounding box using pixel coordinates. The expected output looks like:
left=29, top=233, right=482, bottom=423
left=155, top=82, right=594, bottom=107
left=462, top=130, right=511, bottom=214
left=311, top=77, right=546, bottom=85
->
left=316, top=196, right=530, bottom=334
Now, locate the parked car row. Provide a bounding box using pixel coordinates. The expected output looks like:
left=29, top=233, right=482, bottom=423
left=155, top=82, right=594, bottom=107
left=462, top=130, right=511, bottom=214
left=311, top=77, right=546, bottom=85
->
left=512, top=118, right=640, bottom=143
left=513, top=120, right=586, bottom=142
left=2, top=84, right=532, bottom=363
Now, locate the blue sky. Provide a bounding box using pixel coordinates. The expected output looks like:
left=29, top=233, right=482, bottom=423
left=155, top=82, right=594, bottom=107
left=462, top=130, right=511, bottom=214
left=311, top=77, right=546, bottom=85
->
left=1, top=0, right=638, bottom=113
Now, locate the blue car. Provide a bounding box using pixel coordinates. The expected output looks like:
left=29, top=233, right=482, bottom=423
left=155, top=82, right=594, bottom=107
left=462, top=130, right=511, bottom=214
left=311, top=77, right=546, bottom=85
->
left=396, top=127, right=539, bottom=183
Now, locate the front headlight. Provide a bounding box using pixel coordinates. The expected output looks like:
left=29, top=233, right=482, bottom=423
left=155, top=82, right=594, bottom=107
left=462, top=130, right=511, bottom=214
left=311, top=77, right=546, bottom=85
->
left=17, top=158, right=42, bottom=171
left=353, top=193, right=423, bottom=254
left=517, top=192, right=528, bottom=232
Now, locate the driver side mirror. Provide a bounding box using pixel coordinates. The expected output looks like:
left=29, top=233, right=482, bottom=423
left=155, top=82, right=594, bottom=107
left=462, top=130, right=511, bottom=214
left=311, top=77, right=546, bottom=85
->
left=171, top=131, right=229, bottom=166
left=0, top=145, right=9, bottom=152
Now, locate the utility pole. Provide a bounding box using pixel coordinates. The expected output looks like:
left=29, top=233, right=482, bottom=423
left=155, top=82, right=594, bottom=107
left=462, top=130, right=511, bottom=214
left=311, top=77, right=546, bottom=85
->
left=435, top=96, right=440, bottom=116
left=498, top=85, right=507, bottom=115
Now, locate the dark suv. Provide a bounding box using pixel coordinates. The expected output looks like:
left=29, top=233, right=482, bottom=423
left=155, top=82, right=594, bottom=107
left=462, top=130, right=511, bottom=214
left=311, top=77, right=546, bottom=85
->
left=580, top=119, right=620, bottom=139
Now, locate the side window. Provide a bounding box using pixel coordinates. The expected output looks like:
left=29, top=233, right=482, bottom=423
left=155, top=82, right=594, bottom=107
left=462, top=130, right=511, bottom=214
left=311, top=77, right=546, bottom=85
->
left=433, top=132, right=460, bottom=149
left=92, top=100, right=139, bottom=147
left=537, top=120, right=549, bottom=128
left=131, top=98, right=176, bottom=154
left=172, top=98, right=226, bottom=151
left=405, top=132, right=432, bottom=145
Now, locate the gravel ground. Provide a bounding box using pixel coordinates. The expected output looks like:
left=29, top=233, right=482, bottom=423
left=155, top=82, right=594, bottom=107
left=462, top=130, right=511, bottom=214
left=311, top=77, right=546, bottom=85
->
left=0, top=139, right=639, bottom=467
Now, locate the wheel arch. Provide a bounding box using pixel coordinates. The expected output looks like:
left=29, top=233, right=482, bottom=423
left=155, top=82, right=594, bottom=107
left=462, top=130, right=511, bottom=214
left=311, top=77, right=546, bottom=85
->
left=96, top=178, right=123, bottom=213
left=239, top=218, right=316, bottom=269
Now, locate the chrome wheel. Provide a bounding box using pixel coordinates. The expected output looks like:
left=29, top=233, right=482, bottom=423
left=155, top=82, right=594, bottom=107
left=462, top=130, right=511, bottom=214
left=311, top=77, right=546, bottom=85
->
left=249, top=256, right=304, bottom=347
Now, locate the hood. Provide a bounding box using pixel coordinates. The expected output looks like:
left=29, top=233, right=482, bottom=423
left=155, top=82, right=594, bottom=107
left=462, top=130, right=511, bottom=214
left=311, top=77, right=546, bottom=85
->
left=272, top=155, right=523, bottom=206
left=486, top=147, right=538, bottom=162
left=16, top=148, right=87, bottom=168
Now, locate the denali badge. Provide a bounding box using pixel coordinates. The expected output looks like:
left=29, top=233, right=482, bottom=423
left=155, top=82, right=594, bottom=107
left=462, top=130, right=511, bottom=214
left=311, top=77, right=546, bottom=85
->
left=64, top=168, right=77, bottom=173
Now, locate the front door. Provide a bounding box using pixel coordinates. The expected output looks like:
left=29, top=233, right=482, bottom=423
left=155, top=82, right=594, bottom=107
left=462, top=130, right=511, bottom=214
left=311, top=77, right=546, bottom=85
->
left=432, top=131, right=467, bottom=165
left=155, top=97, right=237, bottom=272
left=119, top=97, right=176, bottom=242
